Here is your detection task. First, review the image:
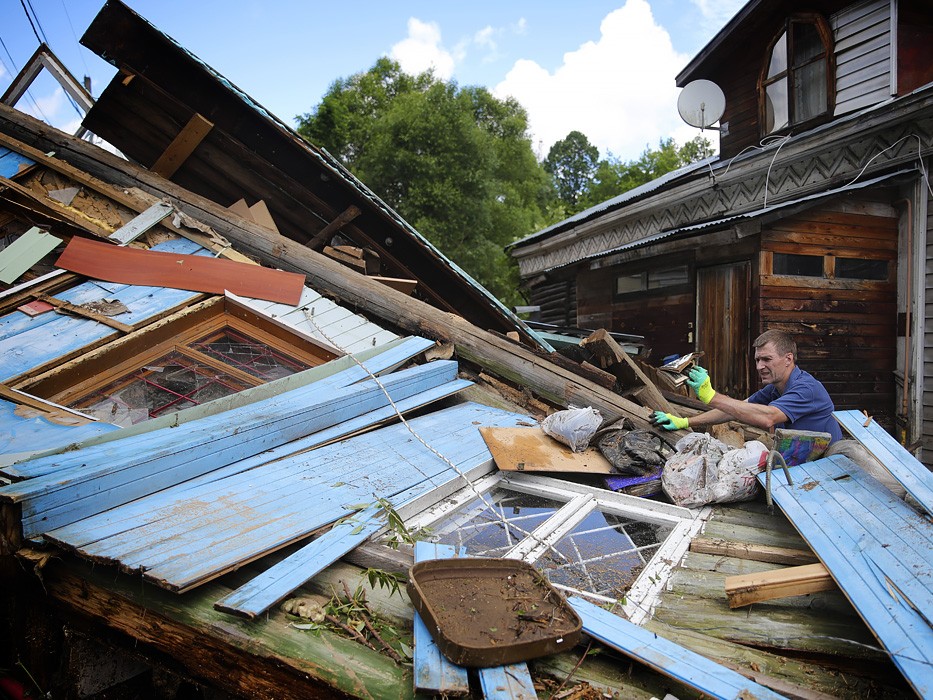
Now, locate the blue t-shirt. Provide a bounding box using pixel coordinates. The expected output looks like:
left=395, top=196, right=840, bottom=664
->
left=747, top=366, right=842, bottom=443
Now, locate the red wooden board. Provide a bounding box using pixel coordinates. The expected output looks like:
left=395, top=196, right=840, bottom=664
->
left=55, top=237, right=304, bottom=305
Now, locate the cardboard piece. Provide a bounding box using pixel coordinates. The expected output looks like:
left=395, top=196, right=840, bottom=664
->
left=479, top=426, right=613, bottom=474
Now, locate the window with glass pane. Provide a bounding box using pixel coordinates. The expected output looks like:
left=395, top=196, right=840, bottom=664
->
left=190, top=328, right=311, bottom=381
left=836, top=258, right=888, bottom=280
left=616, top=272, right=646, bottom=295
left=75, top=350, right=253, bottom=426
left=761, top=15, right=832, bottom=135
left=773, top=252, right=823, bottom=277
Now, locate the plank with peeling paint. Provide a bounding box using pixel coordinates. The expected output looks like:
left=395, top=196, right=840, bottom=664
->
left=569, top=596, right=787, bottom=699
left=412, top=541, right=470, bottom=696
left=834, top=409, right=933, bottom=512
left=0, top=147, right=34, bottom=177
left=5, top=360, right=461, bottom=536
left=478, top=663, right=536, bottom=700
left=760, top=455, right=933, bottom=698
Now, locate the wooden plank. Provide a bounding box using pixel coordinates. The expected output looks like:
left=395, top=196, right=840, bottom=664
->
left=689, top=536, right=819, bottom=566
left=411, top=541, right=470, bottom=696
left=108, top=201, right=174, bottom=244
left=6, top=361, right=463, bottom=537
left=55, top=236, right=305, bottom=306
left=834, top=409, right=933, bottom=512
left=214, top=504, right=384, bottom=618
left=478, top=663, right=536, bottom=700
left=580, top=328, right=673, bottom=414
left=725, top=563, right=836, bottom=608
left=0, top=146, right=34, bottom=177
left=568, top=597, right=787, bottom=700
left=150, top=113, right=214, bottom=178
left=3, top=334, right=433, bottom=479
left=479, top=426, right=613, bottom=474
left=306, top=205, right=361, bottom=250
left=45, top=378, right=473, bottom=547
left=36, top=293, right=133, bottom=333
left=0, top=226, right=61, bottom=283
left=761, top=455, right=933, bottom=697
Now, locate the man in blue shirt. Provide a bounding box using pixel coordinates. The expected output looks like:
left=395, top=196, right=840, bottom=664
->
left=651, top=329, right=842, bottom=443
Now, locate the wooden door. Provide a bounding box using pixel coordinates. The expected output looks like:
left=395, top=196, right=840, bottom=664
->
left=696, top=262, right=751, bottom=399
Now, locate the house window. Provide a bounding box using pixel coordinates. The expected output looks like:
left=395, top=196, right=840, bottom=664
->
left=399, top=472, right=697, bottom=622
left=773, top=252, right=823, bottom=276
left=615, top=266, right=689, bottom=296
left=36, top=297, right=337, bottom=427
left=761, top=14, right=833, bottom=135
left=771, top=252, right=890, bottom=281
left=835, top=258, right=888, bottom=280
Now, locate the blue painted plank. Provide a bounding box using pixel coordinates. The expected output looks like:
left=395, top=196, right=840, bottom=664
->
left=4, top=335, right=435, bottom=480
left=569, top=597, right=787, bottom=700
left=0, top=400, right=119, bottom=461
left=213, top=504, right=385, bottom=617
left=761, top=455, right=933, bottom=697
left=45, top=378, right=472, bottom=546
left=412, top=542, right=470, bottom=696
left=0, top=147, right=34, bottom=177
left=834, top=409, right=933, bottom=512
left=56, top=402, right=525, bottom=591
left=9, top=360, right=460, bottom=536
left=478, top=664, right=536, bottom=700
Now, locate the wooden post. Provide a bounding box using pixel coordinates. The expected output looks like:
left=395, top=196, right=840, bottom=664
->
left=305, top=205, right=361, bottom=250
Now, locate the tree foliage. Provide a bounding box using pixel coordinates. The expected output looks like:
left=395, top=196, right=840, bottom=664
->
left=544, top=130, right=599, bottom=212
left=297, top=59, right=549, bottom=305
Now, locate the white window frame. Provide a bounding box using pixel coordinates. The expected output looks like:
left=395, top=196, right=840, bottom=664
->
left=397, top=470, right=709, bottom=625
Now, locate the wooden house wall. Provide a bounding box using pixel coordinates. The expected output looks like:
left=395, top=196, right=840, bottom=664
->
left=528, top=276, right=577, bottom=327
left=831, top=0, right=892, bottom=115
left=922, top=187, right=933, bottom=464
left=576, top=253, right=695, bottom=362
left=897, top=0, right=933, bottom=94
left=759, top=203, right=898, bottom=428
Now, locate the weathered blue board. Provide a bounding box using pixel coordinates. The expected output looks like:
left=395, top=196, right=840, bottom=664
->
left=760, top=455, right=933, bottom=697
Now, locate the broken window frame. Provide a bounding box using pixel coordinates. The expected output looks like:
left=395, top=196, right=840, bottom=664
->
left=396, top=471, right=702, bottom=624
left=28, top=296, right=338, bottom=408
left=768, top=251, right=892, bottom=283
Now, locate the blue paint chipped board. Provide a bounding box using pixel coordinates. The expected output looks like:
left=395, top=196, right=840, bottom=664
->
left=478, top=663, right=536, bottom=700
left=0, top=227, right=62, bottom=284
left=45, top=378, right=472, bottom=548
left=213, top=504, right=386, bottom=618
left=0, top=400, right=119, bottom=461
left=3, top=335, right=435, bottom=480
left=569, top=597, right=788, bottom=700
left=759, top=455, right=933, bottom=698
left=0, top=147, right=34, bottom=177
left=50, top=401, right=527, bottom=591
left=834, top=409, right=933, bottom=513
left=4, top=360, right=462, bottom=537
left=412, top=542, right=470, bottom=696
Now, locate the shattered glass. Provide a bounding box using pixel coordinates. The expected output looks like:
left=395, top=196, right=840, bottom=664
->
left=191, top=329, right=310, bottom=380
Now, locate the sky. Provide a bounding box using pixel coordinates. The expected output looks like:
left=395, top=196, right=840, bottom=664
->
left=0, top=0, right=745, bottom=162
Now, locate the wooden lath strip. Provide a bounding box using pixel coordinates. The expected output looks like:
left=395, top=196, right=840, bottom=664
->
left=690, top=536, right=819, bottom=566
left=36, top=293, right=133, bottom=333
left=725, top=563, right=836, bottom=608
left=306, top=205, right=361, bottom=250
left=150, top=113, right=214, bottom=179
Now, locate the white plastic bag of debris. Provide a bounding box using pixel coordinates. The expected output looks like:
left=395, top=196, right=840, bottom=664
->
left=541, top=406, right=603, bottom=453
left=662, top=433, right=769, bottom=508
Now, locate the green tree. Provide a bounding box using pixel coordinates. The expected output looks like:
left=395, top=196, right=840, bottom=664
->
left=297, top=60, right=550, bottom=305
left=544, top=130, right=599, bottom=213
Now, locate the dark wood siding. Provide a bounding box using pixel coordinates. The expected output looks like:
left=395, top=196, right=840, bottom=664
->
left=759, top=204, right=898, bottom=428
left=922, top=187, right=933, bottom=466
left=528, top=276, right=577, bottom=327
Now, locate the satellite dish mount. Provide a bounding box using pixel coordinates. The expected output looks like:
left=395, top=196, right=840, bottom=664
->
left=677, top=79, right=726, bottom=132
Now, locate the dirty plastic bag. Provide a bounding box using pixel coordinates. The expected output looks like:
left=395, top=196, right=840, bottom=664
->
left=594, top=418, right=673, bottom=476
left=541, top=406, right=603, bottom=453
left=661, top=434, right=768, bottom=508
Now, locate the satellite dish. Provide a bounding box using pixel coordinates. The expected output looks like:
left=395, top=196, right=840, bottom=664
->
left=677, top=79, right=726, bottom=129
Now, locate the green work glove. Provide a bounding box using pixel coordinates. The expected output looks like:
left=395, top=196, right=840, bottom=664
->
left=686, top=366, right=716, bottom=404
left=649, top=410, right=689, bottom=431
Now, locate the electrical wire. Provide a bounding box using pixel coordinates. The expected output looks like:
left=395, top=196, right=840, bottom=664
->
left=17, top=0, right=44, bottom=45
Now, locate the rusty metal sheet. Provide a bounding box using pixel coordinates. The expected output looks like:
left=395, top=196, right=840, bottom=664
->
left=479, top=426, right=613, bottom=474
left=55, top=236, right=304, bottom=305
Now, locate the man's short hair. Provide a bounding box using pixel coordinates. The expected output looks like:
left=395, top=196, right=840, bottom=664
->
left=754, top=329, right=797, bottom=363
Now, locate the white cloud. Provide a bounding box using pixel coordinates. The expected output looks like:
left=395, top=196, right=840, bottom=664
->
left=390, top=18, right=456, bottom=80
left=474, top=26, right=496, bottom=51
left=494, top=0, right=694, bottom=161
left=689, top=0, right=747, bottom=40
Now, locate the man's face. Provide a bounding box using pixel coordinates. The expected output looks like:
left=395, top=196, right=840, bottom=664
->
left=755, top=341, right=794, bottom=387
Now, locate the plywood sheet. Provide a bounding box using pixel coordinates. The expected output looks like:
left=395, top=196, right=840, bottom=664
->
left=479, top=426, right=613, bottom=474
left=55, top=236, right=304, bottom=305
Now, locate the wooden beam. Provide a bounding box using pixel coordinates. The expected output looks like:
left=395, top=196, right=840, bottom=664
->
left=690, top=536, right=819, bottom=566
left=150, top=113, right=214, bottom=179
left=581, top=329, right=674, bottom=414
left=306, top=205, right=361, bottom=250
left=725, top=563, right=836, bottom=609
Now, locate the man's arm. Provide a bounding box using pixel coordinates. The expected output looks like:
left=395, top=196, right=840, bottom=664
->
left=706, top=394, right=788, bottom=430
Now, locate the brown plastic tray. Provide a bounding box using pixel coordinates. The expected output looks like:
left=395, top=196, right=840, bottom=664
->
left=407, top=557, right=583, bottom=667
